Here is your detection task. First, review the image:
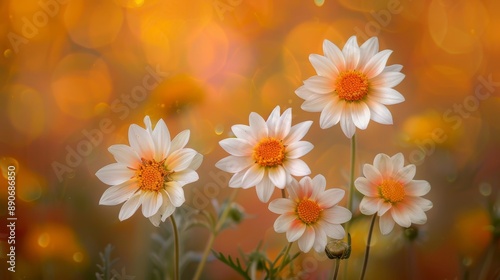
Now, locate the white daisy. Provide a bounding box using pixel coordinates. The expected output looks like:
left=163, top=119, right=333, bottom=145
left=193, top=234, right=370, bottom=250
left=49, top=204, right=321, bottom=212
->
left=355, top=153, right=433, bottom=235
left=268, top=175, right=352, bottom=253
left=96, top=116, right=203, bottom=227
left=296, top=36, right=405, bottom=138
left=215, top=106, right=313, bottom=203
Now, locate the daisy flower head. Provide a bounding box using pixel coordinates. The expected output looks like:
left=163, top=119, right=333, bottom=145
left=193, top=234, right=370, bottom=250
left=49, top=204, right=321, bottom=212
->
left=355, top=153, right=433, bottom=235
left=96, top=116, right=203, bottom=227
left=268, top=175, right=352, bottom=253
left=295, top=36, right=405, bottom=138
left=215, top=106, right=313, bottom=203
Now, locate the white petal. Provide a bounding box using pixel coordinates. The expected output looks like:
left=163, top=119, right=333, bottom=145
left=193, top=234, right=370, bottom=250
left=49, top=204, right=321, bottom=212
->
left=369, top=88, right=405, bottom=105
left=144, top=115, right=153, bottom=132
left=342, top=36, right=360, bottom=70
left=170, top=169, right=199, bottom=184
left=231, top=124, right=256, bottom=144
left=406, top=196, right=433, bottom=211
left=269, top=166, right=287, bottom=188
left=312, top=225, right=327, bottom=252
left=228, top=169, right=247, bottom=188
left=276, top=108, right=292, bottom=139
left=284, top=159, right=311, bottom=176
left=255, top=176, right=274, bottom=202
left=350, top=102, right=371, bottom=130
left=312, top=174, right=326, bottom=193
left=285, top=121, right=313, bottom=145
left=108, top=144, right=141, bottom=168
left=166, top=148, right=197, bottom=171
left=371, top=72, right=405, bottom=88
left=298, top=226, right=315, bottom=253
left=359, top=197, right=379, bottom=215
left=355, top=177, right=377, bottom=197
left=379, top=212, right=395, bottom=235
left=151, top=118, right=171, bottom=161
left=274, top=212, right=296, bottom=232
left=118, top=193, right=142, bottom=221
left=298, top=176, right=314, bottom=198
left=301, top=94, right=331, bottom=112
left=241, top=164, right=265, bottom=189
left=395, top=164, right=416, bottom=184
left=286, top=222, right=306, bottom=242
left=319, top=99, right=343, bottom=129
left=141, top=191, right=163, bottom=218
left=382, top=64, right=403, bottom=73
left=219, top=138, right=252, bottom=157
left=303, top=76, right=334, bottom=94
left=149, top=212, right=162, bottom=227
left=362, top=50, right=392, bottom=78
left=161, top=202, right=177, bottom=222
left=318, top=221, right=345, bottom=239
left=368, top=101, right=393, bottom=125
left=309, top=54, right=336, bottom=77
left=340, top=109, right=356, bottom=138
left=249, top=112, right=269, bottom=140
left=287, top=178, right=300, bottom=200
left=189, top=153, right=203, bottom=170
left=374, top=153, right=393, bottom=176
left=266, top=106, right=281, bottom=138
left=322, top=206, right=352, bottom=224
left=269, top=198, right=295, bottom=215
left=128, top=124, right=155, bottom=159
left=216, top=156, right=253, bottom=173
left=317, top=189, right=345, bottom=208
left=164, top=183, right=186, bottom=207
left=363, top=163, right=382, bottom=182
left=401, top=200, right=428, bottom=224
left=99, top=179, right=139, bottom=205
left=295, top=85, right=319, bottom=100
left=391, top=205, right=412, bottom=228
left=286, top=141, right=313, bottom=159
left=95, top=163, right=135, bottom=186
left=377, top=200, right=392, bottom=216
left=405, top=180, right=430, bottom=196
left=323, top=39, right=345, bottom=72
left=390, top=153, right=405, bottom=170
left=170, top=130, right=190, bottom=153
left=358, top=37, right=379, bottom=66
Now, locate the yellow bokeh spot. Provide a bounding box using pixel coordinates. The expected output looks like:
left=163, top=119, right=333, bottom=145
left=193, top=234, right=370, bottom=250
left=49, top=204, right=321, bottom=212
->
left=0, top=157, right=19, bottom=180
left=73, top=252, right=84, bottom=263
left=38, top=232, right=51, bottom=248
left=6, top=85, right=46, bottom=141
left=51, top=53, right=112, bottom=119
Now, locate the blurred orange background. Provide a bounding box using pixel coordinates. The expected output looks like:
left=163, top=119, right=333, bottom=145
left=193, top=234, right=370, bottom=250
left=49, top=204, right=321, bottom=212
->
left=1, top=0, right=499, bottom=279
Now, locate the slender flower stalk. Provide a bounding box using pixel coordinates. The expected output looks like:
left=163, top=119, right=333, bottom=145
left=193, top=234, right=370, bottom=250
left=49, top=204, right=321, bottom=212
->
left=346, top=134, right=357, bottom=230
left=170, top=215, right=180, bottom=280
left=193, top=190, right=239, bottom=280
left=276, top=242, right=293, bottom=275
left=332, top=259, right=340, bottom=280
left=360, top=215, right=377, bottom=280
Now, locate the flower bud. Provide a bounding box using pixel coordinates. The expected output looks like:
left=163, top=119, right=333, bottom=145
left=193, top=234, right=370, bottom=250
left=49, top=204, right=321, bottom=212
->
left=325, top=233, right=351, bottom=260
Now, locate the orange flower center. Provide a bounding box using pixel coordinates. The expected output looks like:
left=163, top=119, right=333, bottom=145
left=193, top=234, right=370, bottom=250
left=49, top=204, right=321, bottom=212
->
left=136, top=159, right=170, bottom=192
left=296, top=199, right=322, bottom=224
left=335, top=70, right=369, bottom=102
left=378, top=179, right=406, bottom=204
left=253, top=137, right=286, bottom=167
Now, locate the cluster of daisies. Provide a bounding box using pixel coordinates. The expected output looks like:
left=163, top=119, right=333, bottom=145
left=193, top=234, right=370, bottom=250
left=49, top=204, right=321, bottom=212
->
left=95, top=36, right=432, bottom=254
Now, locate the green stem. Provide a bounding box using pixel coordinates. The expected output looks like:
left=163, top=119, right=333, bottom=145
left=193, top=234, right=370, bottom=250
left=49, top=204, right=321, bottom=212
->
left=193, top=189, right=239, bottom=280
left=170, top=215, right=180, bottom=280
left=332, top=259, right=340, bottom=280
left=360, top=215, right=377, bottom=280
left=276, top=242, right=293, bottom=276
left=347, top=133, right=357, bottom=223
left=342, top=134, right=356, bottom=280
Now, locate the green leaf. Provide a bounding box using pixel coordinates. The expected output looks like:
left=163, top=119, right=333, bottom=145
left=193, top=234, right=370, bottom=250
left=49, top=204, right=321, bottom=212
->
left=212, top=250, right=251, bottom=280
